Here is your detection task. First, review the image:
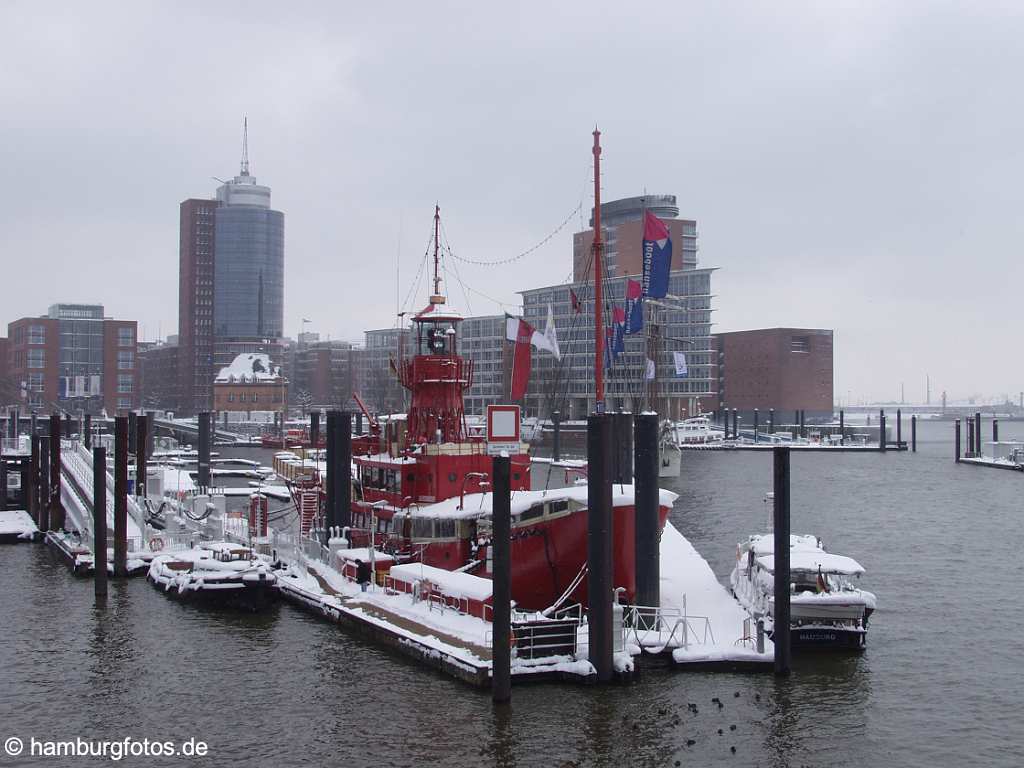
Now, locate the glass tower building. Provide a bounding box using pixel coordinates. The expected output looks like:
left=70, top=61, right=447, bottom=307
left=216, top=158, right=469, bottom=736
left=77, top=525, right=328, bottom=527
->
left=213, top=166, right=284, bottom=341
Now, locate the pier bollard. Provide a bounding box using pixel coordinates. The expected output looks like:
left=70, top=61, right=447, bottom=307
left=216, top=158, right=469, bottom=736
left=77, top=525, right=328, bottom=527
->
left=309, top=411, right=320, bottom=452
left=49, top=412, right=64, bottom=531
left=114, top=417, right=128, bottom=577
left=753, top=409, right=759, bottom=444
left=84, top=414, right=91, bottom=449
left=613, top=411, right=633, bottom=485
left=587, top=413, right=614, bottom=683
left=993, top=418, right=999, bottom=444
left=93, top=447, right=108, bottom=599
left=769, top=408, right=775, bottom=435
left=772, top=447, right=792, bottom=676
left=491, top=454, right=512, bottom=704
left=896, top=409, right=902, bottom=448
left=954, top=419, right=961, bottom=463
left=197, top=412, right=211, bottom=491
left=879, top=410, right=886, bottom=452
left=911, top=415, right=917, bottom=453
left=634, top=413, right=660, bottom=627
left=38, top=437, right=50, bottom=532
left=135, top=414, right=148, bottom=498
left=974, top=412, right=982, bottom=455
left=29, top=433, right=40, bottom=523
left=552, top=410, right=561, bottom=463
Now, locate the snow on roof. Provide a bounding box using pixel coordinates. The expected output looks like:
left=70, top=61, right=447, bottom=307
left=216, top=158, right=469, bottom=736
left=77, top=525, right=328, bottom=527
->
left=214, top=353, right=283, bottom=383
left=336, top=548, right=395, bottom=564
left=390, top=563, right=492, bottom=602
left=756, top=551, right=865, bottom=576
left=405, top=484, right=679, bottom=521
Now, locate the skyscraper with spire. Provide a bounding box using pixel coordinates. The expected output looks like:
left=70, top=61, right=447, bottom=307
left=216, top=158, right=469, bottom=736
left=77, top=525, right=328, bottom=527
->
left=176, top=119, right=285, bottom=415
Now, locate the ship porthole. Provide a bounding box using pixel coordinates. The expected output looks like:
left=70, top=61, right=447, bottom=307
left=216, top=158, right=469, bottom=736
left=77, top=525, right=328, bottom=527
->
left=448, top=472, right=457, bottom=483
left=513, top=473, right=521, bottom=481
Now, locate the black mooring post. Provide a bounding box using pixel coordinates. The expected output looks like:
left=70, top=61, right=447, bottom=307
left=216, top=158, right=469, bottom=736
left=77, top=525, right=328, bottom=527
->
left=753, top=409, right=760, bottom=444
left=587, top=413, right=614, bottom=683
left=355, top=411, right=363, bottom=436
left=634, top=413, right=659, bottom=624
left=64, top=413, right=71, bottom=439
left=993, top=418, right=999, bottom=444
left=769, top=408, right=775, bottom=434
left=954, top=419, right=961, bottom=463
left=197, top=412, right=211, bottom=490
left=491, top=454, right=512, bottom=704
left=879, top=409, right=886, bottom=452
left=136, top=413, right=148, bottom=498
left=896, top=408, right=902, bottom=447
left=29, top=433, right=40, bottom=523
left=0, top=448, right=7, bottom=513
left=552, top=410, right=561, bottom=463
left=145, top=412, right=155, bottom=457
left=93, top=446, right=108, bottom=599
left=30, top=412, right=38, bottom=436
left=127, top=412, right=137, bottom=455
left=84, top=414, right=92, bottom=449
left=773, top=446, right=792, bottom=676
left=966, top=418, right=973, bottom=458
left=732, top=409, right=738, bottom=441
left=310, top=411, right=320, bottom=452
left=11, top=408, right=19, bottom=438
left=911, top=415, right=917, bottom=452
left=113, top=417, right=128, bottom=577
left=613, top=411, right=633, bottom=484
left=338, top=411, right=352, bottom=529
left=38, top=437, right=50, bottom=532
left=799, top=409, right=805, bottom=439
left=974, top=412, right=982, bottom=455
left=49, top=412, right=64, bottom=531
left=324, top=411, right=338, bottom=542
left=839, top=409, right=845, bottom=445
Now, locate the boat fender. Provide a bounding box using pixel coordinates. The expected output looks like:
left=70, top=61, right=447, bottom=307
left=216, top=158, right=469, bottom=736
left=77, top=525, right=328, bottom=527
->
left=149, top=536, right=165, bottom=552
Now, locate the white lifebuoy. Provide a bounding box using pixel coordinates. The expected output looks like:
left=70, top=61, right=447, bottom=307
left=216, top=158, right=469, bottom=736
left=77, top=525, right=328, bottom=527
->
left=149, top=536, right=165, bottom=552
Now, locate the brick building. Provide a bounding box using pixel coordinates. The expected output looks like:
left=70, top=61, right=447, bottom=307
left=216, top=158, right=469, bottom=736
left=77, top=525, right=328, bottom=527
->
left=139, top=340, right=181, bottom=412
left=212, top=353, right=287, bottom=413
left=5, top=304, right=138, bottom=415
left=716, top=328, right=834, bottom=420
left=292, top=339, right=361, bottom=411
left=178, top=198, right=218, bottom=415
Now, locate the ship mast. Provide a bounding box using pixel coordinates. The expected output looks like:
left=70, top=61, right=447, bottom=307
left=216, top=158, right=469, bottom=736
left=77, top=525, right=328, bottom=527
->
left=593, top=128, right=605, bottom=413
left=431, top=204, right=443, bottom=302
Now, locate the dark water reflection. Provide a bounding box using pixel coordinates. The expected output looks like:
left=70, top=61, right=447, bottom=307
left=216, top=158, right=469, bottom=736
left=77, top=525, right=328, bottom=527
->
left=1, top=419, right=1022, bottom=766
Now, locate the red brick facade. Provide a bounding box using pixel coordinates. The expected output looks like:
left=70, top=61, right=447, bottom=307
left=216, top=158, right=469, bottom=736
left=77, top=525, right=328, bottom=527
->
left=717, top=328, right=833, bottom=417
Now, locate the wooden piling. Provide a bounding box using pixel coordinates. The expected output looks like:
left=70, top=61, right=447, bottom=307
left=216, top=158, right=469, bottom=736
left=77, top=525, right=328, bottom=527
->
left=309, top=411, right=320, bottom=452
left=197, top=412, right=211, bottom=490
left=732, top=409, right=738, bottom=441
left=954, top=419, right=961, bottom=463
left=753, top=409, right=759, bottom=444
left=29, top=433, right=39, bottom=522
left=49, top=412, right=64, bottom=531
left=324, top=411, right=338, bottom=540
left=84, top=414, right=91, bottom=449
left=634, top=413, right=660, bottom=622
left=113, top=416, right=128, bottom=577
left=773, top=446, right=792, bottom=676
left=911, top=415, right=917, bottom=453
left=613, top=411, right=633, bottom=484
left=896, top=408, right=902, bottom=447
left=135, top=413, right=148, bottom=497
left=839, top=409, right=845, bottom=445
left=587, top=413, right=613, bottom=683
left=769, top=408, right=775, bottom=434
left=338, top=411, right=352, bottom=529
left=993, top=418, right=999, bottom=443
left=879, top=409, right=886, bottom=452
left=93, top=447, right=108, bottom=598
left=491, top=454, right=512, bottom=704
left=974, top=412, right=982, bottom=455
left=38, top=437, right=50, bottom=531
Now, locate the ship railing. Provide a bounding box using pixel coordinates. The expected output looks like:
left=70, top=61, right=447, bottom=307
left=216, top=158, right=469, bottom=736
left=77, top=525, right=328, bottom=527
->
left=622, top=600, right=716, bottom=651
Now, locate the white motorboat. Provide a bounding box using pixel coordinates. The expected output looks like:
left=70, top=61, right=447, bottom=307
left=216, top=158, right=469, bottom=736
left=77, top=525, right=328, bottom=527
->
left=671, top=416, right=725, bottom=447
left=729, top=505, right=876, bottom=649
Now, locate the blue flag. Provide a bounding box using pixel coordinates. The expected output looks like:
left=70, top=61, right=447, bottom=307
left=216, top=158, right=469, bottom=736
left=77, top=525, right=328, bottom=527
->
left=642, top=211, right=672, bottom=299
left=625, top=278, right=643, bottom=334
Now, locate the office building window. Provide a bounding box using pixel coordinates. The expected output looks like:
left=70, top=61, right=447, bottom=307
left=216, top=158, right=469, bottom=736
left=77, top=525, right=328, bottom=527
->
left=118, top=327, right=135, bottom=347
left=28, top=349, right=45, bottom=368
left=28, top=373, right=44, bottom=392
left=117, top=375, right=133, bottom=394
left=118, top=351, right=134, bottom=370
left=118, top=397, right=132, bottom=409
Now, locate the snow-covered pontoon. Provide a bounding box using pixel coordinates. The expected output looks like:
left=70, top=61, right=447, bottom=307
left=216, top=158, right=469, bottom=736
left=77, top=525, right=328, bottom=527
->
left=730, top=530, right=876, bottom=650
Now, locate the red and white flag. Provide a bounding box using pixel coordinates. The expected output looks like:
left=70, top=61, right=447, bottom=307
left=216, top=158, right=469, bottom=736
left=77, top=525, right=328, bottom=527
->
left=506, top=316, right=535, bottom=401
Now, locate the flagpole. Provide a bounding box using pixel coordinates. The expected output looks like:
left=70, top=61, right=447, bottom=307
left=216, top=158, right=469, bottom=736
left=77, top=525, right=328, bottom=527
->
left=592, top=127, right=604, bottom=414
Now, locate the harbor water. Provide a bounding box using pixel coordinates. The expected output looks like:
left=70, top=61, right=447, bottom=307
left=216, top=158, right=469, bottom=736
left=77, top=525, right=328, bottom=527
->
left=1, top=418, right=1022, bottom=767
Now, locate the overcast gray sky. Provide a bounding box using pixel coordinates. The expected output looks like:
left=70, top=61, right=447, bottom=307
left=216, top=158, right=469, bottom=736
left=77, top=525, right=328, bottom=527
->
left=2, top=1, right=1021, bottom=404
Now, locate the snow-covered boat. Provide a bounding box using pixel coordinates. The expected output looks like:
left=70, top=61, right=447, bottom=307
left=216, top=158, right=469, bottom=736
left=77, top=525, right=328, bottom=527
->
left=729, top=529, right=876, bottom=650
left=147, top=543, right=278, bottom=612
left=671, top=416, right=725, bottom=447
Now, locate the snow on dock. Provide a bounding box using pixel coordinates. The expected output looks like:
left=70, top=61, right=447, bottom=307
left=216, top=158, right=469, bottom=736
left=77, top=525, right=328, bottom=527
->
left=657, top=521, right=774, bottom=668
left=0, top=510, right=39, bottom=542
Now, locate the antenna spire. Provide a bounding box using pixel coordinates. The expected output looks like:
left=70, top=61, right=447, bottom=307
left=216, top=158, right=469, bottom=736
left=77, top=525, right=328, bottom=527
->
left=240, top=116, right=250, bottom=176
left=432, top=204, right=442, bottom=299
